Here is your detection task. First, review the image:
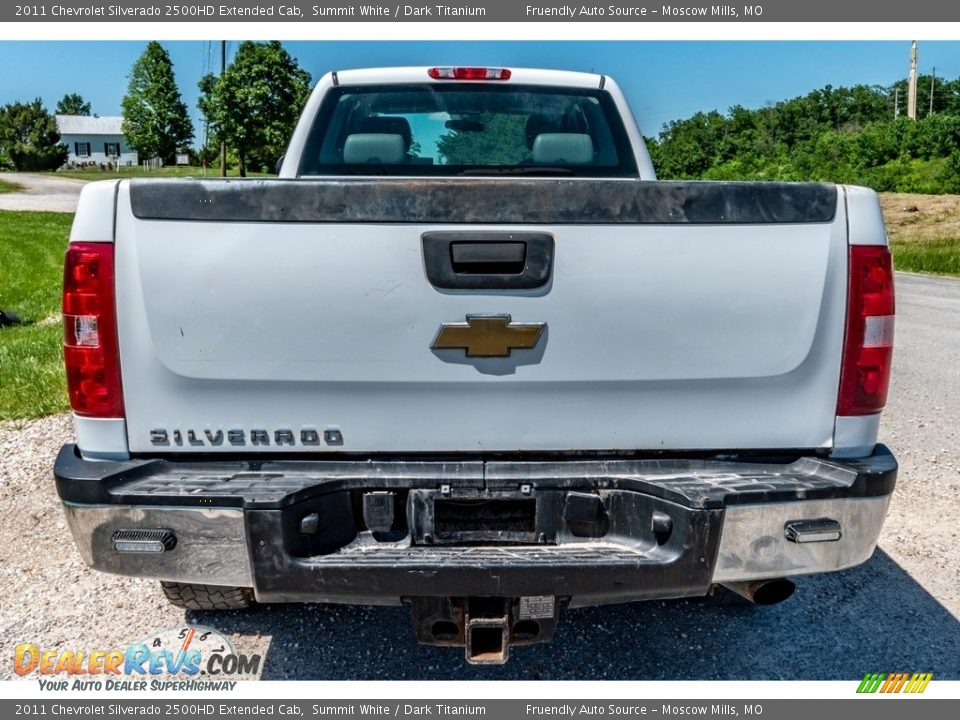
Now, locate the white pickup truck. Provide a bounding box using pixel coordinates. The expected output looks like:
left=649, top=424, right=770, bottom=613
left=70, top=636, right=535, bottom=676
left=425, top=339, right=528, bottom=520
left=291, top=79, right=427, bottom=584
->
left=55, top=67, right=897, bottom=664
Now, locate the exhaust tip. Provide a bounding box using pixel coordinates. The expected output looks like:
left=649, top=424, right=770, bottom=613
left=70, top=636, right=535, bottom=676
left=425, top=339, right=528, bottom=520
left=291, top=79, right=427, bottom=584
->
left=722, top=579, right=796, bottom=606
left=751, top=579, right=796, bottom=605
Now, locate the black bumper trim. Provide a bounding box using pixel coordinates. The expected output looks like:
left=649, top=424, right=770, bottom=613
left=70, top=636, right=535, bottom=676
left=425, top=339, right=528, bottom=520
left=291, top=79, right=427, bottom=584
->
left=54, top=445, right=896, bottom=512
left=128, top=178, right=838, bottom=226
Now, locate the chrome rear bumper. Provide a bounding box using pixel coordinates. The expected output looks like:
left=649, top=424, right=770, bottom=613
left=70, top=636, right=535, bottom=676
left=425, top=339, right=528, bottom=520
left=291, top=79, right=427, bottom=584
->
left=56, top=445, right=896, bottom=605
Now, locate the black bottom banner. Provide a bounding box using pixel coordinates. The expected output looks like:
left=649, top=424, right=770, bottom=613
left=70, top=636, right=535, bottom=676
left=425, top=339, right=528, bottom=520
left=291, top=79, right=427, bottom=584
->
left=5, top=700, right=958, bottom=720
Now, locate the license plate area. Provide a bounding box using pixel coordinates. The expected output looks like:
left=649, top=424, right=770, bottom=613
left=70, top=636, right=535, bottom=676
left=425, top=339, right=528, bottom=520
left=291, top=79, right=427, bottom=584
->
left=410, top=489, right=561, bottom=545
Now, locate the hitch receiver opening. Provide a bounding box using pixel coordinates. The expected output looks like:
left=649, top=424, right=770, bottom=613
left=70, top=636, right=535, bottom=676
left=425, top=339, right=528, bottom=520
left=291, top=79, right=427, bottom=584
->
left=466, top=620, right=509, bottom=665
left=409, top=595, right=560, bottom=665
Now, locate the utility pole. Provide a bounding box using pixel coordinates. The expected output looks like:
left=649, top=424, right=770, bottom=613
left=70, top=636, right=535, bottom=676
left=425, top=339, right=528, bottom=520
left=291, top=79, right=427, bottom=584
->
left=202, top=42, right=210, bottom=177
left=908, top=41, right=918, bottom=120
left=929, top=66, right=936, bottom=116
left=894, top=87, right=900, bottom=118
left=220, top=40, right=227, bottom=177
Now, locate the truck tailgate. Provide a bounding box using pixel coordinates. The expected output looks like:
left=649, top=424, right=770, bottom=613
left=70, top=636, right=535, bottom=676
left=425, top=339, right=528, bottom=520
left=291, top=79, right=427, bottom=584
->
left=114, top=179, right=848, bottom=454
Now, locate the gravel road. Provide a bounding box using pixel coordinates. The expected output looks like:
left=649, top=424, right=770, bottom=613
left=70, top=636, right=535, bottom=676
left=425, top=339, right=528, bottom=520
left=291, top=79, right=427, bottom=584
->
left=1, top=272, right=958, bottom=680
left=0, top=173, right=84, bottom=212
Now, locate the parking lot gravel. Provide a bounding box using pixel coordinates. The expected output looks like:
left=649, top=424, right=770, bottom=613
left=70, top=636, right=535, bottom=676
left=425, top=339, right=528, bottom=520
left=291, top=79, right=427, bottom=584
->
left=1, top=272, right=958, bottom=680
left=0, top=173, right=83, bottom=213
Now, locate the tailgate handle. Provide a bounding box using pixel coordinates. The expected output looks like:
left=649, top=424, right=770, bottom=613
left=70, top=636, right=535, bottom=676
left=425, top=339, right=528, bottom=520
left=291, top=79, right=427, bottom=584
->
left=451, top=242, right=526, bottom=274
left=422, top=232, right=554, bottom=290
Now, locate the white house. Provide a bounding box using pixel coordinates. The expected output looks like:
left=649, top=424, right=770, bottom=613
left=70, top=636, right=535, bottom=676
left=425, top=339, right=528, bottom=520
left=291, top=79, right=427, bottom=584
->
left=56, top=115, right=138, bottom=167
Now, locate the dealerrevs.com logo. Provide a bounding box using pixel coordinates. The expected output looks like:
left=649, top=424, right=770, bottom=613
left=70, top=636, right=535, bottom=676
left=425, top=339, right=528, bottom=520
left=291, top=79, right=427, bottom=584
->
left=14, top=625, right=261, bottom=690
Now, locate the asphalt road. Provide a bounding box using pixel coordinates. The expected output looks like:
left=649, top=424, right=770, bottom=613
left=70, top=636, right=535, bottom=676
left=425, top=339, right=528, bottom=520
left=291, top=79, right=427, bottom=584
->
left=0, top=172, right=83, bottom=212
left=1, top=272, right=958, bottom=680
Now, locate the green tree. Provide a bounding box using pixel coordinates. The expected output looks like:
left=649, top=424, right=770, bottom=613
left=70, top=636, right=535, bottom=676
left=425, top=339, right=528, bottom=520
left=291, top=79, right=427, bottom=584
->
left=56, top=93, right=91, bottom=116
left=199, top=41, right=311, bottom=176
left=649, top=76, right=960, bottom=191
left=0, top=99, right=68, bottom=171
left=653, top=110, right=730, bottom=178
left=436, top=114, right=529, bottom=166
left=889, top=75, right=958, bottom=118
left=938, top=150, right=960, bottom=193
left=121, top=41, right=193, bottom=164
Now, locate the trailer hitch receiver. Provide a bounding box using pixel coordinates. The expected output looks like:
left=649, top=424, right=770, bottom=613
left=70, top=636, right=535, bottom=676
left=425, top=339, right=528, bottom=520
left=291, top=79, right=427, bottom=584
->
left=409, top=596, right=561, bottom=665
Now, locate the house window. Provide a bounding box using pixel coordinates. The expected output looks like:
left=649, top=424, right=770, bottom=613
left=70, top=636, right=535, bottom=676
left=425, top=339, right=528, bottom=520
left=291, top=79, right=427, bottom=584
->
left=74, top=142, right=91, bottom=157
left=104, top=142, right=120, bottom=157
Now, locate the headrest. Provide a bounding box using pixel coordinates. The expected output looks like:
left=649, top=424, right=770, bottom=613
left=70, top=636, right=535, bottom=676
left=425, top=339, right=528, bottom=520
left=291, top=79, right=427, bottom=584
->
left=531, top=133, right=594, bottom=164
left=343, top=134, right=406, bottom=164
left=525, top=114, right=561, bottom=149
left=358, top=116, right=412, bottom=149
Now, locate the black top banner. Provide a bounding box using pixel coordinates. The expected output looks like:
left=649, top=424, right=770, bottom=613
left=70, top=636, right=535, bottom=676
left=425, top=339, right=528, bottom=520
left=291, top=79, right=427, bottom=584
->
left=5, top=0, right=959, bottom=22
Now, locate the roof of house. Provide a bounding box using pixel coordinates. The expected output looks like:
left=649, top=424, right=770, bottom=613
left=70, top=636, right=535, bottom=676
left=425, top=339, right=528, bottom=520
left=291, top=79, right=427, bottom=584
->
left=56, top=115, right=124, bottom=136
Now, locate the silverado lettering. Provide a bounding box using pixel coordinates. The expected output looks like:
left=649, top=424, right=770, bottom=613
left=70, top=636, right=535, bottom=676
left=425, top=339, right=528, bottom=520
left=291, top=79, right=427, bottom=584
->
left=149, top=428, right=335, bottom=446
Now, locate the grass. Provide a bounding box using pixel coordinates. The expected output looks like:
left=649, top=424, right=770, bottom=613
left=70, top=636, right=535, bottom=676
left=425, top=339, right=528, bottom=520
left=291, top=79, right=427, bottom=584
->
left=0, top=323, right=70, bottom=420
left=880, top=193, right=960, bottom=277
left=890, top=238, right=960, bottom=276
left=0, top=178, right=25, bottom=194
left=54, top=166, right=273, bottom=182
left=0, top=211, right=73, bottom=420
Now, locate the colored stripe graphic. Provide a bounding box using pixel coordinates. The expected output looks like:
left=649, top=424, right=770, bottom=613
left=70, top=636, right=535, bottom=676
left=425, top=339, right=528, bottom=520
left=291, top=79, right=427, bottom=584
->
left=180, top=627, right=196, bottom=653
left=857, top=672, right=932, bottom=693
left=907, top=673, right=934, bottom=693
left=904, top=674, right=920, bottom=693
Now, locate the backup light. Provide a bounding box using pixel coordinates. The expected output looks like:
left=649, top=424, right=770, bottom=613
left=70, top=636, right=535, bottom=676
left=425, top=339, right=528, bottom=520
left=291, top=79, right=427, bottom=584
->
left=71, top=316, right=99, bottom=347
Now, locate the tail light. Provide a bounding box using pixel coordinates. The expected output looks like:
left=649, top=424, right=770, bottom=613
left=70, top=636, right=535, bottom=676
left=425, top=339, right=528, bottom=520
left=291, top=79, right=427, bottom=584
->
left=63, top=243, right=124, bottom=417
left=428, top=67, right=512, bottom=81
left=837, top=245, right=894, bottom=416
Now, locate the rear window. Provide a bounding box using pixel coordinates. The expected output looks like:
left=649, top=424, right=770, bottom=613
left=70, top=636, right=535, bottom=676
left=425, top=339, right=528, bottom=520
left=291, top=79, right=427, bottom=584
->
left=298, top=84, right=638, bottom=177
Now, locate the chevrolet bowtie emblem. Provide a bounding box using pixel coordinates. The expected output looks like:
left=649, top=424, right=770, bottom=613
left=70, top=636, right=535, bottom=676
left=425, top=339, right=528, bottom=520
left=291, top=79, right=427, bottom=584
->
left=431, top=315, right=546, bottom=358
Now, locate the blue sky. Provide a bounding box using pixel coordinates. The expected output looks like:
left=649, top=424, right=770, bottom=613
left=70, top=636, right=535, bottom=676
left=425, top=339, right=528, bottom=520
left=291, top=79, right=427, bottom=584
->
left=1, top=41, right=959, bottom=141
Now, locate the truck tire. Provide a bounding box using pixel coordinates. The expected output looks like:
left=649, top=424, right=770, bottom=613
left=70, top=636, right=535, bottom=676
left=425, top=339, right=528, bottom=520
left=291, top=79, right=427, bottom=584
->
left=160, top=582, right=253, bottom=611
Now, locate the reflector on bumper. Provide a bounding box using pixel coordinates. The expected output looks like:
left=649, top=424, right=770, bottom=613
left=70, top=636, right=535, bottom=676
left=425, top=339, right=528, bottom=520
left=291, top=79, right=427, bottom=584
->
left=784, top=518, right=842, bottom=543
left=111, top=529, right=176, bottom=553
